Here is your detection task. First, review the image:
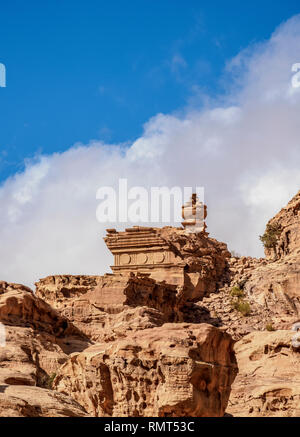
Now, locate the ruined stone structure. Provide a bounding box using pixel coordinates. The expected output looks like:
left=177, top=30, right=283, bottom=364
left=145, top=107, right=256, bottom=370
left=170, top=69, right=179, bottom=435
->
left=182, top=193, right=207, bottom=234
left=104, top=194, right=208, bottom=286
left=104, top=226, right=186, bottom=286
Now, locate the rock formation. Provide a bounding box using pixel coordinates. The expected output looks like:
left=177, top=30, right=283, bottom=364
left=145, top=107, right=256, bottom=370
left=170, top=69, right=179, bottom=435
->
left=263, top=190, right=300, bottom=260
left=2, top=191, right=300, bottom=417
left=0, top=282, right=89, bottom=416
left=53, top=323, right=237, bottom=417
left=0, top=385, right=87, bottom=417
left=227, top=330, right=300, bottom=417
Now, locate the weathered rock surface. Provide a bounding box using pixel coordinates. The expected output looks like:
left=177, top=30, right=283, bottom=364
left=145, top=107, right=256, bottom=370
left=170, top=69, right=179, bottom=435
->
left=54, top=300, right=165, bottom=343
left=0, top=283, right=89, bottom=417
left=227, top=331, right=300, bottom=416
left=189, top=250, right=300, bottom=340
left=0, top=385, right=87, bottom=417
left=54, top=323, right=237, bottom=417
left=36, top=273, right=180, bottom=342
left=160, top=228, right=231, bottom=302
left=0, top=324, right=67, bottom=388
left=264, top=190, right=300, bottom=260
left=0, top=281, right=88, bottom=343
left=34, top=275, right=101, bottom=310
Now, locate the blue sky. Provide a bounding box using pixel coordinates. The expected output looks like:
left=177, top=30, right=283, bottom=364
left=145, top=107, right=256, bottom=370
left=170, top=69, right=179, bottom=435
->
left=1, top=3, right=300, bottom=286
left=1, top=0, right=300, bottom=182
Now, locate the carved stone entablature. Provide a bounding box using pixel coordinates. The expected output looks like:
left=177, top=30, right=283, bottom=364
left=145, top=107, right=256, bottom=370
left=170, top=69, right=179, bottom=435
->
left=104, top=226, right=185, bottom=285
left=103, top=195, right=209, bottom=286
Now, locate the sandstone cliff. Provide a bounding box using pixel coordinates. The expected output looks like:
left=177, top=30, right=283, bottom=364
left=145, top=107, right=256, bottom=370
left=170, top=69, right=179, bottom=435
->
left=263, top=190, right=300, bottom=260
left=1, top=191, right=300, bottom=417
left=54, top=323, right=237, bottom=417
left=227, top=330, right=300, bottom=417
left=1, top=276, right=238, bottom=417
left=0, top=282, right=89, bottom=416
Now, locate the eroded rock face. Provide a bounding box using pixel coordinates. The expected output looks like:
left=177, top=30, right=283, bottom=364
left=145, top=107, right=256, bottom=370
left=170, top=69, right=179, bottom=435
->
left=36, top=273, right=180, bottom=342
left=36, top=273, right=178, bottom=315
left=54, top=323, right=237, bottom=417
left=0, top=282, right=88, bottom=342
left=53, top=301, right=165, bottom=343
left=227, top=331, right=300, bottom=417
left=34, top=275, right=101, bottom=310
left=160, top=228, right=231, bottom=302
left=263, top=190, right=300, bottom=260
left=191, top=250, right=300, bottom=340
left=0, top=283, right=89, bottom=417
left=0, top=385, right=87, bottom=417
left=0, top=325, right=68, bottom=388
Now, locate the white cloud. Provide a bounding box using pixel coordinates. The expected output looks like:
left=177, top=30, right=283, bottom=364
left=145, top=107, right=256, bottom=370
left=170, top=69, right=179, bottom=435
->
left=1, top=15, right=300, bottom=287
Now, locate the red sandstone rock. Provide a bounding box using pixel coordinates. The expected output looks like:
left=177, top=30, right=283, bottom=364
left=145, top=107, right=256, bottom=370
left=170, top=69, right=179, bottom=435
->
left=227, top=331, right=300, bottom=417
left=0, top=282, right=89, bottom=417
left=160, top=227, right=231, bottom=301
left=0, top=385, right=87, bottom=417
left=263, top=190, right=300, bottom=260
left=54, top=323, right=237, bottom=417
left=36, top=273, right=180, bottom=342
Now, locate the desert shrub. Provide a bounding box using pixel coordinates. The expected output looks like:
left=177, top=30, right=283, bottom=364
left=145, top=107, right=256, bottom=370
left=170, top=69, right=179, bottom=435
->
left=44, top=373, right=56, bottom=390
left=265, top=323, right=275, bottom=332
left=231, top=299, right=251, bottom=316
left=230, top=286, right=244, bottom=298
left=259, top=223, right=281, bottom=250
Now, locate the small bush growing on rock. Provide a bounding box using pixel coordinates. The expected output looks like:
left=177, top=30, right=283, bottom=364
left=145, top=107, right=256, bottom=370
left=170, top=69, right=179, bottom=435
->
left=230, top=286, right=244, bottom=298
left=259, top=223, right=281, bottom=250
left=265, top=323, right=275, bottom=332
left=232, top=299, right=251, bottom=316
left=44, top=373, right=56, bottom=390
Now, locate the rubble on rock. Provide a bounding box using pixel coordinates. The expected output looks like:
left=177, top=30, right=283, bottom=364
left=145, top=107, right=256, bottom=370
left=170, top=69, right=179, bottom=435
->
left=192, top=191, right=300, bottom=338
left=159, top=227, right=231, bottom=302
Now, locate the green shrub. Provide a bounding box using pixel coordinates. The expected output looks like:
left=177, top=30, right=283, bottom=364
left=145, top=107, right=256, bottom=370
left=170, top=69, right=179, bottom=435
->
left=259, top=223, right=281, bottom=250
left=45, top=373, right=56, bottom=390
left=231, top=299, right=251, bottom=316
left=265, top=323, right=275, bottom=332
left=230, top=286, right=244, bottom=298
